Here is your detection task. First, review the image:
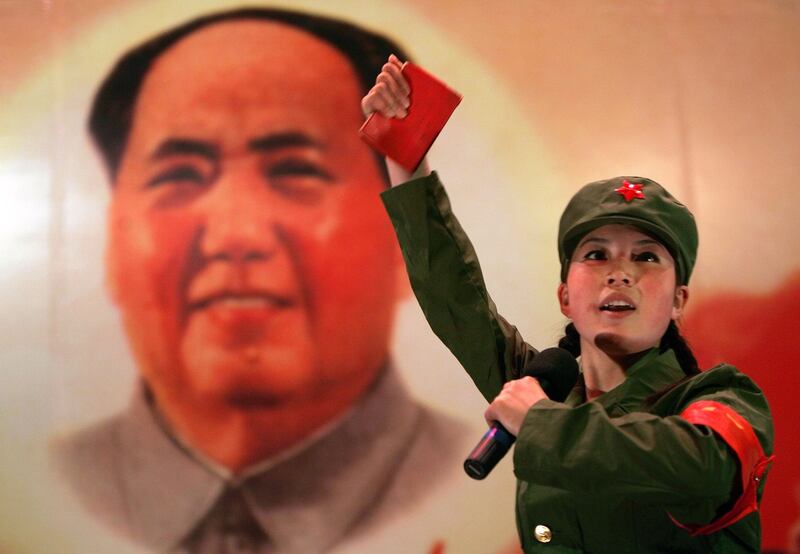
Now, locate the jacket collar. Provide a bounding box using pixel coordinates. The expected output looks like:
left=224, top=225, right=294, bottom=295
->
left=563, top=348, right=685, bottom=415
left=117, top=365, right=422, bottom=552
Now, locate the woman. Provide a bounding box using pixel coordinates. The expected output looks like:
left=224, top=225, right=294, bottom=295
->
left=363, top=56, right=774, bottom=553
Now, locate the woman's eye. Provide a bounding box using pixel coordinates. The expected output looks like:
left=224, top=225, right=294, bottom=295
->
left=583, top=250, right=606, bottom=261
left=146, top=165, right=207, bottom=188
left=635, top=251, right=660, bottom=262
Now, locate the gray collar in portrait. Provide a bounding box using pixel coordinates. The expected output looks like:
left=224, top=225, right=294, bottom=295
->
left=51, top=365, right=468, bottom=553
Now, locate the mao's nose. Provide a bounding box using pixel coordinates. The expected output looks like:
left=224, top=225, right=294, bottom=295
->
left=199, top=174, right=282, bottom=263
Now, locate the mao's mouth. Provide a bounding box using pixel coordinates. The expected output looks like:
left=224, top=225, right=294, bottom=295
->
left=188, top=292, right=294, bottom=312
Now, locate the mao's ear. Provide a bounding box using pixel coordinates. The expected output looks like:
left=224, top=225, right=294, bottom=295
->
left=557, top=282, right=570, bottom=317
left=672, top=285, right=689, bottom=321
left=393, top=243, right=412, bottom=302
left=105, top=251, right=121, bottom=306
left=104, top=208, right=122, bottom=306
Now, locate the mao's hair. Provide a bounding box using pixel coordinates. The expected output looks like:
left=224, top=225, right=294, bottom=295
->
left=89, top=7, right=410, bottom=181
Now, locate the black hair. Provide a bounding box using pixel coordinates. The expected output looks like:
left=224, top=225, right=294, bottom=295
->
left=558, top=319, right=700, bottom=377
left=88, top=7, right=410, bottom=181
left=557, top=322, right=581, bottom=358
left=658, top=320, right=700, bottom=376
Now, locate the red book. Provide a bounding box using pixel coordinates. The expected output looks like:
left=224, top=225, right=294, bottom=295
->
left=359, top=62, right=462, bottom=172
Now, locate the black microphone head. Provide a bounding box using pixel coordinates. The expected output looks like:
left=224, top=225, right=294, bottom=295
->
left=521, top=347, right=579, bottom=402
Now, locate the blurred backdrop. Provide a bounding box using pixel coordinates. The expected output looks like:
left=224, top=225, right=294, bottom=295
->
left=1, top=1, right=798, bottom=552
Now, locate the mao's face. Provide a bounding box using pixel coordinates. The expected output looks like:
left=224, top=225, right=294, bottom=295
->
left=107, top=21, right=402, bottom=408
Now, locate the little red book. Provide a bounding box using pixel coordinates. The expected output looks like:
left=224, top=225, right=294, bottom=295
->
left=359, top=62, right=462, bottom=172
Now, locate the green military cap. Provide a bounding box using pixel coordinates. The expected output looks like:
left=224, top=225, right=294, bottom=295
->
left=558, top=176, right=698, bottom=285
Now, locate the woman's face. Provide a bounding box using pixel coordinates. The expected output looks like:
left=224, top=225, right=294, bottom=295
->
left=558, top=224, right=688, bottom=356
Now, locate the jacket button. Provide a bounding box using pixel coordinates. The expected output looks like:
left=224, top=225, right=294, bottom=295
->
left=534, top=524, right=552, bottom=543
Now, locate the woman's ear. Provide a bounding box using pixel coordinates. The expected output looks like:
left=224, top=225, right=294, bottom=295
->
left=558, top=282, right=570, bottom=316
left=672, top=285, right=689, bottom=320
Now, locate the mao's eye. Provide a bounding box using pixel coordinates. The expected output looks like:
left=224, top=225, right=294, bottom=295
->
left=146, top=165, right=207, bottom=188
left=634, top=251, right=660, bottom=262
left=265, top=158, right=334, bottom=204
left=266, top=159, right=333, bottom=181
left=583, top=249, right=607, bottom=261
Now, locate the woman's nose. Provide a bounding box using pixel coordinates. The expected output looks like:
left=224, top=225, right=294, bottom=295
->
left=606, top=273, right=630, bottom=286
left=606, top=259, right=636, bottom=286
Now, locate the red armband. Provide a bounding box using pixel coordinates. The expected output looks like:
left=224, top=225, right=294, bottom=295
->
left=669, top=400, right=774, bottom=536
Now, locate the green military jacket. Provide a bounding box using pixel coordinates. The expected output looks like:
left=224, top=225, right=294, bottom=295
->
left=381, top=172, right=774, bottom=553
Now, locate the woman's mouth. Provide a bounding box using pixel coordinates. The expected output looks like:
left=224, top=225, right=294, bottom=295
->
left=599, top=300, right=635, bottom=312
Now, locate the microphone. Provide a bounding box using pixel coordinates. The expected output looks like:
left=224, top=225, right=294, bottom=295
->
left=463, top=347, right=579, bottom=480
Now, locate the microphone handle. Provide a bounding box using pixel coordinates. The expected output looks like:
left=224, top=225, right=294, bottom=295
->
left=463, top=421, right=516, bottom=480
left=463, top=378, right=553, bottom=480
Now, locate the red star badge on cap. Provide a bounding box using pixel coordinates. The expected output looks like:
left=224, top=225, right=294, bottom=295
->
left=615, top=180, right=645, bottom=202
